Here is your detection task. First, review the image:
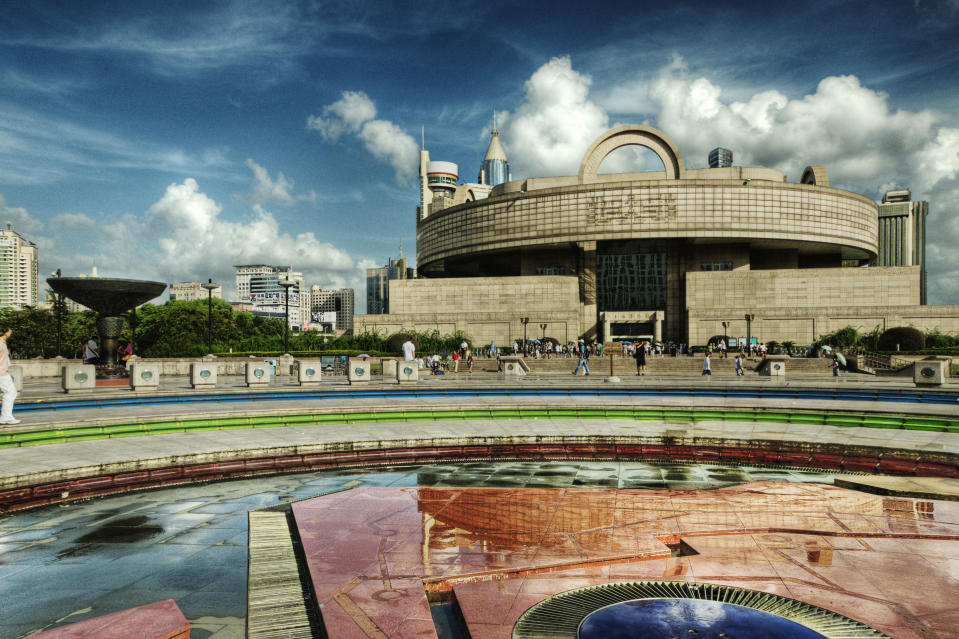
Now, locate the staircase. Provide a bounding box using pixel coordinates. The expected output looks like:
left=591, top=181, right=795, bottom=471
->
left=846, top=348, right=913, bottom=376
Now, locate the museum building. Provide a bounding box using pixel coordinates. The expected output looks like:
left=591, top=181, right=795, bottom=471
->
left=356, top=124, right=959, bottom=347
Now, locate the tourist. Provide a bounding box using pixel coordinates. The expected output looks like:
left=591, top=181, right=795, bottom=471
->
left=402, top=338, right=416, bottom=361
left=572, top=347, right=590, bottom=376
left=634, top=341, right=646, bottom=376
left=702, top=352, right=712, bottom=377
left=82, top=337, right=99, bottom=365
left=466, top=350, right=474, bottom=374
left=719, top=338, right=727, bottom=358
left=118, top=340, right=133, bottom=366
left=452, top=350, right=460, bottom=372
left=833, top=356, right=841, bottom=377
left=734, top=354, right=744, bottom=376
left=460, top=340, right=468, bottom=357
left=0, top=326, right=19, bottom=425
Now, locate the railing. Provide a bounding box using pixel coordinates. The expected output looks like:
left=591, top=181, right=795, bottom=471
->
left=846, top=347, right=913, bottom=372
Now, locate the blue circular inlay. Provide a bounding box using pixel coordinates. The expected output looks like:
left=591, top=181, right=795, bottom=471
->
left=403, top=367, right=413, bottom=375
left=74, top=372, right=88, bottom=383
left=354, top=367, right=365, bottom=376
left=579, top=599, right=826, bottom=639
left=199, top=369, right=211, bottom=378
left=305, top=368, right=316, bottom=376
left=141, top=371, right=153, bottom=380
left=254, top=369, right=264, bottom=378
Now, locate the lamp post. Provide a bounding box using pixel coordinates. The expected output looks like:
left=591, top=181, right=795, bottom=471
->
left=521, top=317, right=529, bottom=355
left=279, top=277, right=296, bottom=354
left=200, top=279, right=218, bottom=355
left=53, top=269, right=63, bottom=357
left=744, top=314, right=755, bottom=355
left=721, top=321, right=728, bottom=349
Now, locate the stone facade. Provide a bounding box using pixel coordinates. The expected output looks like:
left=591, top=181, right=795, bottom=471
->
left=355, top=276, right=580, bottom=346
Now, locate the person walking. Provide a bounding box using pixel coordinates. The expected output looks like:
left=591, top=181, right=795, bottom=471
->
left=452, top=350, right=460, bottom=372
left=0, top=326, right=19, bottom=425
left=833, top=356, right=841, bottom=377
left=702, top=352, right=712, bottom=378
left=734, top=353, right=744, bottom=376
left=573, top=347, right=590, bottom=376
left=466, top=351, right=474, bottom=374
left=634, top=341, right=646, bottom=376
left=82, top=337, right=99, bottom=365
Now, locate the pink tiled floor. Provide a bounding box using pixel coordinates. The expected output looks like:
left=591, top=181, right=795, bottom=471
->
left=292, top=483, right=959, bottom=638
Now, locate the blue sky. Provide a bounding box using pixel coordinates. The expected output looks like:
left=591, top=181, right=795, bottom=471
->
left=2, top=0, right=959, bottom=310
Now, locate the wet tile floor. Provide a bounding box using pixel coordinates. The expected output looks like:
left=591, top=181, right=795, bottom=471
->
left=0, top=462, right=861, bottom=639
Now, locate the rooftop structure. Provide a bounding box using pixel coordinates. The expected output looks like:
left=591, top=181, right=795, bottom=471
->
left=0, top=226, right=38, bottom=310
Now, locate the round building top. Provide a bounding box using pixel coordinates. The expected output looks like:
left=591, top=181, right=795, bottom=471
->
left=427, top=161, right=458, bottom=178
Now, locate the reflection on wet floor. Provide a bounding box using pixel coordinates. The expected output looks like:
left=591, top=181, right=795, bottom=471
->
left=0, top=461, right=857, bottom=639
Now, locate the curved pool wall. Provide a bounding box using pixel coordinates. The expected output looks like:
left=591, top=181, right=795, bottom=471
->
left=1, top=383, right=958, bottom=513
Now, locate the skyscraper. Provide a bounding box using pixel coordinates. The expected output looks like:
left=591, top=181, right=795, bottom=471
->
left=310, top=286, right=354, bottom=332
left=479, top=123, right=510, bottom=186
left=367, top=255, right=415, bottom=315
left=877, top=189, right=928, bottom=304
left=0, top=226, right=38, bottom=309
left=708, top=147, right=733, bottom=168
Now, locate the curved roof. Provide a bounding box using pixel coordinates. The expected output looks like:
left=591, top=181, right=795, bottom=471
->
left=483, top=127, right=508, bottom=162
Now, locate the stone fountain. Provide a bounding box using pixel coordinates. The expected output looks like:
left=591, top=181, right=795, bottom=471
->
left=47, top=277, right=167, bottom=376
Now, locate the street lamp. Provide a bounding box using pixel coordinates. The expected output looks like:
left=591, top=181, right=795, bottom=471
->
left=52, top=269, right=63, bottom=357
left=200, top=278, right=218, bottom=355
left=279, top=277, right=296, bottom=354
left=744, top=314, right=755, bottom=355
left=721, top=321, right=728, bottom=348
left=520, top=317, right=529, bottom=354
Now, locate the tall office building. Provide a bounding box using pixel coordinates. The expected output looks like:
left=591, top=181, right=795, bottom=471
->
left=877, top=189, right=928, bottom=304
left=234, top=265, right=305, bottom=328
left=367, top=255, right=416, bottom=315
left=708, top=147, right=733, bottom=168
left=0, top=226, right=38, bottom=309
left=310, top=286, right=354, bottom=332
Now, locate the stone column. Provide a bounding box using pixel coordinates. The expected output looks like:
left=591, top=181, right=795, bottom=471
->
left=653, top=311, right=663, bottom=344
left=577, top=241, right=598, bottom=341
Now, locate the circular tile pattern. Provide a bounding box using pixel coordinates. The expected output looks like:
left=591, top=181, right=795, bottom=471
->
left=512, top=581, right=888, bottom=638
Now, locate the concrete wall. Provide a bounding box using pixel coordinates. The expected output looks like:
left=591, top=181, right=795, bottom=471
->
left=687, top=304, right=959, bottom=345
left=13, top=355, right=300, bottom=378
left=686, top=266, right=921, bottom=311
left=355, top=275, right=581, bottom=346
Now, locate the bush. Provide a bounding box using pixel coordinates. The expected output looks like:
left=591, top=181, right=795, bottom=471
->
left=878, top=327, right=925, bottom=351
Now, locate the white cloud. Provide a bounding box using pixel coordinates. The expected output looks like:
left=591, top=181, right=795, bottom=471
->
left=498, top=56, right=610, bottom=177
left=306, top=91, right=377, bottom=142
left=50, top=213, right=95, bottom=227
left=308, top=91, right=418, bottom=182
left=243, top=158, right=317, bottom=206
left=144, top=178, right=355, bottom=296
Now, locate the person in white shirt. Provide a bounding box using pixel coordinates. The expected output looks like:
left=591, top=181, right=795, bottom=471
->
left=401, top=339, right=416, bottom=361
left=0, top=326, right=19, bottom=424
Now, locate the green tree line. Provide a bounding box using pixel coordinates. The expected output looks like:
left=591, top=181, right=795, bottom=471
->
left=0, top=299, right=474, bottom=359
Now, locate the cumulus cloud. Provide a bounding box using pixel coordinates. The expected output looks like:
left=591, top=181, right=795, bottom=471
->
left=498, top=56, right=610, bottom=177
left=145, top=178, right=355, bottom=295
left=307, top=91, right=418, bottom=182
left=243, top=158, right=317, bottom=206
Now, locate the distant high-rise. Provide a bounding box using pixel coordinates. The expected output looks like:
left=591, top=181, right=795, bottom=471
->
left=877, top=189, right=928, bottom=304
left=0, top=226, right=38, bottom=309
left=310, top=286, right=354, bottom=332
left=708, top=147, right=733, bottom=168
left=234, top=264, right=305, bottom=328
left=479, top=120, right=510, bottom=186
left=170, top=281, right=222, bottom=301
left=367, top=255, right=415, bottom=314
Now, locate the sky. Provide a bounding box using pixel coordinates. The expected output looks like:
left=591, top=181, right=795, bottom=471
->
left=2, top=0, right=959, bottom=311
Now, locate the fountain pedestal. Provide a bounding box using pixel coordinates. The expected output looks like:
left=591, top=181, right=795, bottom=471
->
left=47, top=277, right=166, bottom=377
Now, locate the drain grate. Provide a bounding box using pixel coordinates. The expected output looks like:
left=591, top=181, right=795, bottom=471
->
left=512, top=581, right=889, bottom=638
left=247, top=511, right=316, bottom=638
